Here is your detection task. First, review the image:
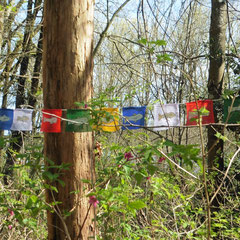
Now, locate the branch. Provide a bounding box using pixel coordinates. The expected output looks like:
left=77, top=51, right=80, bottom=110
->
left=210, top=147, right=240, bottom=205
left=93, top=0, right=132, bottom=57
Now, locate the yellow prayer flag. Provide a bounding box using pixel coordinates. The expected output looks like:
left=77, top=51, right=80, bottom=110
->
left=94, top=108, right=119, bottom=132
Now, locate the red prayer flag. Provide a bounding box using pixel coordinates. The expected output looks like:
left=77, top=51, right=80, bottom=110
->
left=41, top=109, right=62, bottom=132
left=186, top=100, right=214, bottom=126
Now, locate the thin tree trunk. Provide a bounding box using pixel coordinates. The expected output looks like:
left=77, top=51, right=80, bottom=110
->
left=0, top=0, right=4, bottom=48
left=43, top=1, right=95, bottom=239
left=3, top=0, right=34, bottom=185
left=16, top=0, right=33, bottom=108
left=207, top=0, right=227, bottom=238
left=208, top=0, right=227, bottom=178
left=28, top=25, right=43, bottom=120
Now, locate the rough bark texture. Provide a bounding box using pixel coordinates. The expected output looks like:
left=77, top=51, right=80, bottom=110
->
left=28, top=25, right=43, bottom=108
left=16, top=0, right=33, bottom=108
left=0, top=0, right=3, bottom=48
left=207, top=0, right=227, bottom=237
left=208, top=0, right=227, bottom=100
left=43, top=1, right=95, bottom=240
left=208, top=0, right=227, bottom=172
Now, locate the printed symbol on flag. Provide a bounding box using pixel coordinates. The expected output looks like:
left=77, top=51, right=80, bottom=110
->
left=125, top=113, right=143, bottom=122
left=11, top=109, right=33, bottom=131
left=158, top=112, right=176, bottom=121
left=102, top=117, right=115, bottom=124
left=43, top=117, right=57, bottom=124
left=154, top=103, right=180, bottom=130
left=122, top=106, right=146, bottom=130
left=186, top=100, right=214, bottom=126
left=228, top=106, right=240, bottom=112
left=17, top=116, right=29, bottom=122
left=68, top=117, right=89, bottom=125
left=41, top=109, right=62, bottom=133
left=0, top=109, right=14, bottom=130
left=0, top=115, right=10, bottom=122
left=224, top=98, right=240, bottom=124
left=96, top=108, right=119, bottom=132
left=66, top=109, right=91, bottom=132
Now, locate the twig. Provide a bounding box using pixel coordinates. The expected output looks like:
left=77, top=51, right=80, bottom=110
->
left=210, top=147, right=240, bottom=204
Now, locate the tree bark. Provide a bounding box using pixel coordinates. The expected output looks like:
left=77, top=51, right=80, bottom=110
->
left=15, top=0, right=33, bottom=108
left=43, top=1, right=95, bottom=240
left=28, top=25, right=43, bottom=108
left=208, top=0, right=227, bottom=175
left=207, top=0, right=227, bottom=238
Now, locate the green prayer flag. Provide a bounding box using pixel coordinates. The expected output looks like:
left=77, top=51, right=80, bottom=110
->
left=223, top=97, right=240, bottom=123
left=66, top=109, right=92, bottom=132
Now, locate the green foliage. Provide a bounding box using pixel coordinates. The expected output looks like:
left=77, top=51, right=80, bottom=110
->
left=0, top=140, right=47, bottom=239
left=138, top=38, right=172, bottom=63
left=0, top=89, right=239, bottom=239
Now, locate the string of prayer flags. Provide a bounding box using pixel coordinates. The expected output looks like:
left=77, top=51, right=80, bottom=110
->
left=65, top=109, right=91, bottom=132
left=0, top=109, right=13, bottom=130
left=223, top=97, right=240, bottom=123
left=186, top=100, right=214, bottom=126
left=122, top=106, right=146, bottom=130
left=41, top=109, right=62, bottom=133
left=96, top=108, right=120, bottom=132
left=1, top=97, right=239, bottom=133
left=154, top=103, right=180, bottom=130
left=11, top=109, right=33, bottom=131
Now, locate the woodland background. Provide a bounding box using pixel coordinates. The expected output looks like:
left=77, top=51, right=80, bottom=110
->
left=0, top=0, right=240, bottom=239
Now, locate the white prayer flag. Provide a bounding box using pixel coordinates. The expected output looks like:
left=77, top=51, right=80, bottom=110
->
left=11, top=109, right=33, bottom=131
left=154, top=103, right=180, bottom=130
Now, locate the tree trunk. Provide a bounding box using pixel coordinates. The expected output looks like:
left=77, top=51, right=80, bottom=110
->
left=207, top=0, right=227, bottom=237
left=28, top=25, right=43, bottom=109
left=0, top=0, right=4, bottom=48
left=208, top=0, right=227, bottom=177
left=16, top=0, right=33, bottom=108
left=3, top=0, right=34, bottom=185
left=43, top=1, right=95, bottom=240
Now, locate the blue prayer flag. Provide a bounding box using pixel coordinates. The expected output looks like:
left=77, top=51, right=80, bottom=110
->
left=122, top=106, right=146, bottom=130
left=0, top=109, right=14, bottom=130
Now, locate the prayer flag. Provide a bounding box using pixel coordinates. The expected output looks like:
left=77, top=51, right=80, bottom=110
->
left=154, top=104, right=180, bottom=130
left=186, top=100, right=214, bottom=125
left=223, top=97, right=240, bottom=123
left=95, top=108, right=119, bottom=132
left=65, top=109, right=91, bottom=132
left=41, top=109, right=62, bottom=133
left=122, top=106, right=146, bottom=130
left=0, top=109, right=13, bottom=130
left=11, top=109, right=33, bottom=131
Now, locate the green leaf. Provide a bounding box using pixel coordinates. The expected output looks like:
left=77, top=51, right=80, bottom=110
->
left=26, top=198, right=33, bottom=209
left=199, top=107, right=209, bottom=115
left=128, top=200, right=146, bottom=210
left=215, top=132, right=227, bottom=142
left=0, top=137, right=5, bottom=148
left=31, top=207, right=40, bottom=217
left=50, top=186, right=58, bottom=193
left=43, top=171, right=54, bottom=180
left=190, top=117, right=197, bottom=122
left=81, top=179, right=91, bottom=184
left=147, top=164, right=158, bottom=175
left=57, top=179, right=65, bottom=187
left=156, top=54, right=172, bottom=63
left=121, top=195, right=128, bottom=205
left=149, top=40, right=167, bottom=46
left=138, top=38, right=147, bottom=45
left=135, top=172, right=144, bottom=185
left=44, top=184, right=58, bottom=193
left=143, top=149, right=153, bottom=160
